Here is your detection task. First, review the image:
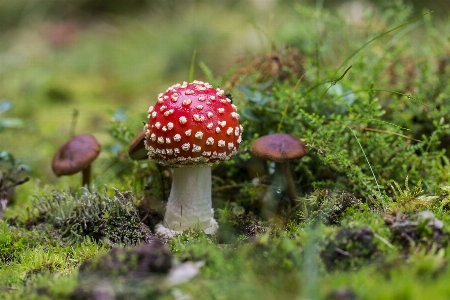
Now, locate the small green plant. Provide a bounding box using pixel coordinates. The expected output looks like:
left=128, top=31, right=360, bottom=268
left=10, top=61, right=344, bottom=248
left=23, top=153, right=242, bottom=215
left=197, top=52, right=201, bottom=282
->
left=388, top=177, right=438, bottom=212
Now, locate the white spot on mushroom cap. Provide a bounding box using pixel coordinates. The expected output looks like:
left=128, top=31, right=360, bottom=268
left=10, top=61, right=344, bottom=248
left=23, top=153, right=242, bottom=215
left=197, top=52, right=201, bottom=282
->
left=157, top=137, right=164, bottom=144
left=164, top=109, right=174, bottom=116
left=151, top=111, right=157, bottom=118
left=185, top=89, right=195, bottom=95
left=228, top=142, right=234, bottom=150
left=210, top=96, right=216, bottom=100
left=197, top=105, right=203, bottom=110
left=182, top=143, right=190, bottom=151
left=206, top=137, right=214, bottom=145
left=183, top=99, right=191, bottom=106
left=166, top=138, right=171, bottom=144
left=226, top=127, right=233, bottom=135
left=174, top=134, right=181, bottom=142
left=167, top=122, right=174, bottom=130
left=151, top=133, right=156, bottom=141
left=155, top=122, right=161, bottom=129
left=218, top=120, right=226, bottom=127
left=192, top=144, right=202, bottom=152
left=207, top=112, right=213, bottom=118
left=207, top=123, right=213, bottom=129
left=199, top=96, right=206, bottom=101
left=216, top=127, right=221, bottom=133
left=148, top=106, right=154, bottom=113
left=195, top=131, right=204, bottom=139
left=160, top=105, right=166, bottom=112
left=185, top=129, right=192, bottom=136
left=193, top=114, right=205, bottom=122
left=217, top=108, right=225, bottom=114
left=218, top=140, right=225, bottom=147
left=179, top=116, right=187, bottom=124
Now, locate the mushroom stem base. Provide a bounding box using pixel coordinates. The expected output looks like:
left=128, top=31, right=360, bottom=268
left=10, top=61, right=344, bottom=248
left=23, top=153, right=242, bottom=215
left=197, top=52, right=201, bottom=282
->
left=155, top=218, right=218, bottom=238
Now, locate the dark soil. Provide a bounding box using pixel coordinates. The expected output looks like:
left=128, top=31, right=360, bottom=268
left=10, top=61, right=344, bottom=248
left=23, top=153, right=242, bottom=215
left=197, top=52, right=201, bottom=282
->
left=321, top=226, right=378, bottom=271
left=70, top=241, right=172, bottom=299
left=383, top=211, right=450, bottom=253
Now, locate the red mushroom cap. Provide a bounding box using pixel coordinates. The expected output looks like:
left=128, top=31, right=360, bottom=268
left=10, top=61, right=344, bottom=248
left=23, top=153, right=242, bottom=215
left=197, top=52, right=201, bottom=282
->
left=144, top=81, right=242, bottom=167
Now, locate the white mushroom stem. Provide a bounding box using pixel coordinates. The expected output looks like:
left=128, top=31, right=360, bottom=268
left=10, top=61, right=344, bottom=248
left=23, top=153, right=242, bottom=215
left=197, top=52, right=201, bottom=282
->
left=156, top=165, right=218, bottom=237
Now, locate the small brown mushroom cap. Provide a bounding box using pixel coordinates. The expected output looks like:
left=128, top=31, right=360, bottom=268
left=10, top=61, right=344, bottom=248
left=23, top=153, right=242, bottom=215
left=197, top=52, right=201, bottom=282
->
left=250, top=133, right=308, bottom=162
left=128, top=130, right=147, bottom=160
left=52, top=134, right=101, bottom=176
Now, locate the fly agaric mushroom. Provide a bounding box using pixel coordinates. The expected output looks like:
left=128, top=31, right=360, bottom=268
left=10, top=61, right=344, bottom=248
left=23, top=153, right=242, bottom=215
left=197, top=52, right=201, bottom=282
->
left=52, top=134, right=101, bottom=189
left=250, top=133, right=308, bottom=203
left=144, top=80, right=242, bottom=237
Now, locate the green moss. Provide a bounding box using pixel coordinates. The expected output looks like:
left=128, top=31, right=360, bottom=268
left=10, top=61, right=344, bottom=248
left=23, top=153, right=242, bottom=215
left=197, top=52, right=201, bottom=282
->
left=28, top=188, right=149, bottom=245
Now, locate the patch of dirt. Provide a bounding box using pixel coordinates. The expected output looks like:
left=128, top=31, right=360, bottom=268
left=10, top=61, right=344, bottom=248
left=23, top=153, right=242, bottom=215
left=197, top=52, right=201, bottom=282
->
left=70, top=241, right=172, bottom=299
left=301, top=190, right=362, bottom=225
left=383, top=211, right=450, bottom=253
left=326, top=288, right=359, bottom=300
left=321, top=226, right=378, bottom=272
left=218, top=211, right=267, bottom=243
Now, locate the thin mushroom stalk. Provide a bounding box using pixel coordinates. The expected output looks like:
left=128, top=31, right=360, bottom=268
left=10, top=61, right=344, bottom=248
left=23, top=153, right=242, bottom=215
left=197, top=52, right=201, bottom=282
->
left=82, top=164, right=91, bottom=189
left=279, top=161, right=297, bottom=203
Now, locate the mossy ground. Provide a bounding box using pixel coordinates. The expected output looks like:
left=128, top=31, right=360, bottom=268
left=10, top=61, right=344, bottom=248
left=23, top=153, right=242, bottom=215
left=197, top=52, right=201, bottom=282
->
left=2, top=0, right=450, bottom=299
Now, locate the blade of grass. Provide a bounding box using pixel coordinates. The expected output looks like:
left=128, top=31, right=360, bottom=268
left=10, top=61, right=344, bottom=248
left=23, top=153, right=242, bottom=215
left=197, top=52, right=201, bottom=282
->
left=189, top=50, right=197, bottom=82
left=345, top=124, right=382, bottom=197
left=337, top=11, right=432, bottom=73
left=305, top=11, right=432, bottom=95
left=277, top=73, right=305, bottom=132
left=319, top=65, right=352, bottom=101
left=334, top=87, right=431, bottom=109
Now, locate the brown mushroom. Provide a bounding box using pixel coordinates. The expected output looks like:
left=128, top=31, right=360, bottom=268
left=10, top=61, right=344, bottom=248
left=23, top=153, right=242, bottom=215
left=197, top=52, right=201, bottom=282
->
left=52, top=134, right=101, bottom=189
left=250, top=133, right=308, bottom=203
left=128, top=130, right=172, bottom=184
left=128, top=130, right=147, bottom=160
